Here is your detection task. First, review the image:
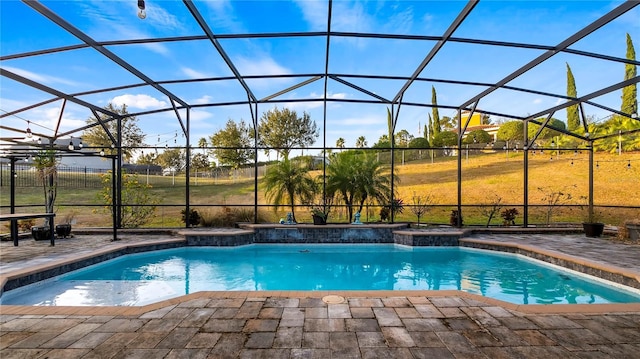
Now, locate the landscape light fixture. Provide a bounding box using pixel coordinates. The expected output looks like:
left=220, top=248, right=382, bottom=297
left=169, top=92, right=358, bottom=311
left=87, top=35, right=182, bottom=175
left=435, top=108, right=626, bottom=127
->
left=137, top=0, right=146, bottom=19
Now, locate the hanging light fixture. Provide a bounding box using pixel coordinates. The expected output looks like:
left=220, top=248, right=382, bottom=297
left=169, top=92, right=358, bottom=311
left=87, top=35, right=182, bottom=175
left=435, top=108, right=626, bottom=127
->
left=137, top=0, right=146, bottom=19
left=25, top=120, right=33, bottom=139
left=100, top=148, right=105, bottom=156
left=68, top=140, right=74, bottom=151
left=79, top=139, right=83, bottom=149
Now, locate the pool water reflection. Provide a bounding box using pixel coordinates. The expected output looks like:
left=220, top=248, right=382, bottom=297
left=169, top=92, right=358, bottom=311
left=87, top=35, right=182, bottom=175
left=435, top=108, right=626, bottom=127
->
left=2, top=245, right=639, bottom=306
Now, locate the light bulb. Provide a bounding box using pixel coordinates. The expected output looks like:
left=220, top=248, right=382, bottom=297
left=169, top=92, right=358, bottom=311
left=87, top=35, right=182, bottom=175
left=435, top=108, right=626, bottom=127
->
left=137, top=0, right=146, bottom=19
left=26, top=128, right=33, bottom=138
left=100, top=149, right=105, bottom=156
left=68, top=141, right=74, bottom=150
left=79, top=140, right=83, bottom=149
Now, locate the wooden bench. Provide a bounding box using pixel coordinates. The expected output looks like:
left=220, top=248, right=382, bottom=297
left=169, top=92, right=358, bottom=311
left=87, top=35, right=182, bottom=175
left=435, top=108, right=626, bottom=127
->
left=0, top=213, right=56, bottom=247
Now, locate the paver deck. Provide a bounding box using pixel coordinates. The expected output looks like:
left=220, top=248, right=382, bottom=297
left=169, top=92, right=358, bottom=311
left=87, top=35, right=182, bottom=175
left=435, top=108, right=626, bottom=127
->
left=1, top=230, right=640, bottom=358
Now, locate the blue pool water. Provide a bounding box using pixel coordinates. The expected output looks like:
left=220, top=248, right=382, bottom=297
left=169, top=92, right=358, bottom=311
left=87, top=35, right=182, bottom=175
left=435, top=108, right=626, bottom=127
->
left=2, top=244, right=640, bottom=306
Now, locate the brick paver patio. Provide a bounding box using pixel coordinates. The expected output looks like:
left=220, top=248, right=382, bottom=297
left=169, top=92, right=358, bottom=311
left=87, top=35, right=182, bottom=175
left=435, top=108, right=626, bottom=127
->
left=1, top=231, right=640, bottom=358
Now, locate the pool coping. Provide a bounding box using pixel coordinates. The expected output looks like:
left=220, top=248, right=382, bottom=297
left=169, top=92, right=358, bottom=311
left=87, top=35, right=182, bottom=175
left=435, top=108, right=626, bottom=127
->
left=1, top=229, right=640, bottom=314
left=2, top=290, right=640, bottom=316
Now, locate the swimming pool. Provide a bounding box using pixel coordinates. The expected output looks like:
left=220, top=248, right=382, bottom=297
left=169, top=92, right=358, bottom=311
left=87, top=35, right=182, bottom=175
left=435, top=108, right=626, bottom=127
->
left=2, top=244, right=640, bottom=306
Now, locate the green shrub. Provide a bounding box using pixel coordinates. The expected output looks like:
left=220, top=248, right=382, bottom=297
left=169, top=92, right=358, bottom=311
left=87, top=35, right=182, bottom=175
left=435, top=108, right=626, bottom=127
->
left=198, top=207, right=267, bottom=227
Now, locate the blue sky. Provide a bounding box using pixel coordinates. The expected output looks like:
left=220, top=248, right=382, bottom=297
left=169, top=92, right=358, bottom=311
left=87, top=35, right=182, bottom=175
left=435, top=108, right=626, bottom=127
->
left=1, top=0, right=638, bottom=161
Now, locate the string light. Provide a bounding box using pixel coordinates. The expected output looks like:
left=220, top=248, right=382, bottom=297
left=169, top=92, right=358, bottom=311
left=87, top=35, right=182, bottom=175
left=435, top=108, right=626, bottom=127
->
left=137, top=0, right=146, bottom=19
left=596, top=161, right=599, bottom=169
left=68, top=141, right=74, bottom=151
left=100, top=148, right=105, bottom=156
left=570, top=160, right=574, bottom=166
left=78, top=139, right=83, bottom=149
left=628, top=160, right=632, bottom=170
left=25, top=121, right=33, bottom=139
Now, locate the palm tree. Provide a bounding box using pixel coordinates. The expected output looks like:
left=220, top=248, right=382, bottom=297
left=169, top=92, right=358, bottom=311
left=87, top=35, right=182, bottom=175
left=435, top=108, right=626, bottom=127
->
left=197, top=137, right=207, bottom=151
left=352, top=153, right=394, bottom=214
left=355, top=136, right=367, bottom=148
left=336, top=137, right=345, bottom=150
left=263, top=159, right=316, bottom=222
left=326, top=151, right=396, bottom=222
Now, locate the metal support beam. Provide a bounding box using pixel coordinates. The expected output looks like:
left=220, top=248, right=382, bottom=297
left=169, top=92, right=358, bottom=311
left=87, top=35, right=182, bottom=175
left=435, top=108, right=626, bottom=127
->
left=329, top=76, right=391, bottom=103
left=260, top=76, right=323, bottom=102
left=456, top=108, right=463, bottom=227
left=529, top=112, right=556, bottom=145
left=52, top=99, right=66, bottom=138
left=459, top=0, right=638, bottom=110
left=185, top=108, right=191, bottom=228
left=0, top=68, right=121, bottom=119
left=183, top=0, right=257, bottom=103
left=523, top=119, right=529, bottom=227
left=23, top=0, right=189, bottom=108
left=393, top=0, right=478, bottom=103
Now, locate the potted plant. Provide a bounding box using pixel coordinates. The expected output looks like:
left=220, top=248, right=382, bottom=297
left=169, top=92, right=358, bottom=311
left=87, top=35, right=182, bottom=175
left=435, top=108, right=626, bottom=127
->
left=579, top=196, right=604, bottom=238
left=181, top=208, right=201, bottom=226
left=55, top=211, right=76, bottom=238
left=621, top=219, right=640, bottom=241
left=380, top=198, right=404, bottom=222
left=32, top=149, right=57, bottom=241
left=311, top=207, right=328, bottom=225
left=500, top=208, right=519, bottom=226
left=449, top=209, right=463, bottom=227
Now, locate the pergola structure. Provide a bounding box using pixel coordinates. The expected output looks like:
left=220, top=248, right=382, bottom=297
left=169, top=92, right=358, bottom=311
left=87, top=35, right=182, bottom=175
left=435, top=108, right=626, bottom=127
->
left=1, top=0, right=639, bottom=228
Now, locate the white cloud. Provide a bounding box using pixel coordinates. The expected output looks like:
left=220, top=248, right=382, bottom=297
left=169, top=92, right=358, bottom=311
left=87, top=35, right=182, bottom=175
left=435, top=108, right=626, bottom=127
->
left=181, top=67, right=211, bottom=79
left=294, top=0, right=328, bottom=31
left=236, top=57, right=291, bottom=76
left=204, top=0, right=246, bottom=33
left=331, top=115, right=384, bottom=126
left=382, top=6, right=414, bottom=34
left=331, top=1, right=373, bottom=33
left=188, top=109, right=214, bottom=122
left=281, top=91, right=348, bottom=110
left=3, top=66, right=83, bottom=87
left=193, top=95, right=214, bottom=105
left=237, top=56, right=294, bottom=89
left=310, top=92, right=347, bottom=100
left=111, top=94, right=168, bottom=109
left=533, top=98, right=543, bottom=104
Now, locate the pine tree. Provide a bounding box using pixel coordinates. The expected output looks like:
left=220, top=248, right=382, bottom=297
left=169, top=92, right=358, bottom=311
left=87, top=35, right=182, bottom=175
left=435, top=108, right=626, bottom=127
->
left=431, top=86, right=441, bottom=136
left=566, top=63, right=580, bottom=132
left=427, top=114, right=434, bottom=143
left=423, top=124, right=428, bottom=139
left=622, top=33, right=637, bottom=116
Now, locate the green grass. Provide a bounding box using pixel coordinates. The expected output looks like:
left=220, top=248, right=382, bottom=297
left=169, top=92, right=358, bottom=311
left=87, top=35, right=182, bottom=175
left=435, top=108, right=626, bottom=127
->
left=2, top=150, right=638, bottom=228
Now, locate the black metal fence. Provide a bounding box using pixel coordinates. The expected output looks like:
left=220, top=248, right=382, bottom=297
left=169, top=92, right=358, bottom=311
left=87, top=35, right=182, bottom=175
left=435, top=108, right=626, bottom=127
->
left=0, top=164, right=109, bottom=188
